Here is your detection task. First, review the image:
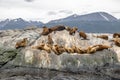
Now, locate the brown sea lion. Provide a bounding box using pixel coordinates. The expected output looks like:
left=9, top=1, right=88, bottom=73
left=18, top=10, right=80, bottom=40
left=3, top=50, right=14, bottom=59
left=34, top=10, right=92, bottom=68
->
left=47, top=34, right=54, bottom=45
left=71, top=46, right=78, bottom=53
left=69, top=27, right=78, bottom=35
left=43, top=44, right=52, bottom=53
left=57, top=45, right=66, bottom=54
left=87, top=46, right=99, bottom=54
left=50, top=25, right=66, bottom=31
left=41, top=26, right=52, bottom=35
left=87, top=44, right=111, bottom=54
left=112, top=38, right=120, bottom=47
left=65, top=26, right=71, bottom=31
left=32, top=43, right=52, bottom=53
left=113, top=33, right=120, bottom=38
left=15, top=38, right=28, bottom=49
left=94, top=35, right=108, bottom=40
left=72, top=46, right=83, bottom=54
left=52, top=45, right=64, bottom=55
left=79, top=31, right=87, bottom=39
left=64, top=47, right=75, bottom=53
left=32, top=44, right=44, bottom=50
left=77, top=47, right=87, bottom=54
left=52, top=45, right=59, bottom=55
left=96, top=44, right=111, bottom=51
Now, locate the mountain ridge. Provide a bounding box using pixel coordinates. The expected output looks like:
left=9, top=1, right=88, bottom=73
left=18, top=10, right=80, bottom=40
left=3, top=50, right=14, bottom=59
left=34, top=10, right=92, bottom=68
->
left=0, top=12, right=120, bottom=33
left=46, top=12, right=120, bottom=33
left=0, top=18, right=44, bottom=30
left=48, top=12, right=118, bottom=24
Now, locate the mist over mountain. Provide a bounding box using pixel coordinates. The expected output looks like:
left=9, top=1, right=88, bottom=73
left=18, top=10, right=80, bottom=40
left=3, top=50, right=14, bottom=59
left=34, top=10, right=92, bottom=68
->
left=0, top=12, right=120, bottom=33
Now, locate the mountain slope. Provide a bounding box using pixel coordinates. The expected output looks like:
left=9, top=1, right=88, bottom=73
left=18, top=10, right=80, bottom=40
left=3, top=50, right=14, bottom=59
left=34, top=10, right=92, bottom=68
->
left=0, top=12, right=120, bottom=33
left=0, top=18, right=44, bottom=30
left=48, top=12, right=117, bottom=23
left=46, top=12, right=120, bottom=33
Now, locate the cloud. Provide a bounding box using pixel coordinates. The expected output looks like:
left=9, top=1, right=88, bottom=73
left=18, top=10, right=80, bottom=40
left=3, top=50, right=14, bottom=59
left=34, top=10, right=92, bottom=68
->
left=59, top=10, right=73, bottom=14
left=0, top=0, right=120, bottom=23
left=47, top=11, right=57, bottom=15
left=111, top=11, right=120, bottom=14
left=47, top=10, right=73, bottom=16
left=24, top=0, right=35, bottom=2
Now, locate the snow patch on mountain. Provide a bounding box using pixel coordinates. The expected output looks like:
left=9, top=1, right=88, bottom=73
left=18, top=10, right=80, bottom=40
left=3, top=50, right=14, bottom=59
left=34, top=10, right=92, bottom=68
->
left=99, top=13, right=109, bottom=21
left=73, top=14, right=78, bottom=18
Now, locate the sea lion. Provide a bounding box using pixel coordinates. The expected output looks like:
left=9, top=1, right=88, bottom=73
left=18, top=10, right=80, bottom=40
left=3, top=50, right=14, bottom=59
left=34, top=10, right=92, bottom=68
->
left=50, top=25, right=66, bottom=31
left=32, top=43, right=52, bottom=53
left=94, top=35, right=108, bottom=40
left=69, top=27, right=78, bottom=35
left=65, top=26, right=71, bottom=31
left=87, top=44, right=111, bottom=54
left=112, top=38, right=120, bottom=47
left=79, top=31, right=87, bottom=39
left=87, top=46, right=99, bottom=54
left=72, top=46, right=83, bottom=54
left=52, top=45, right=59, bottom=55
left=71, top=45, right=78, bottom=53
left=52, top=45, right=64, bottom=55
left=113, top=33, right=120, bottom=38
left=32, top=44, right=44, bottom=50
left=47, top=34, right=54, bottom=45
left=43, top=44, right=52, bottom=53
left=77, top=47, right=87, bottom=54
left=41, top=26, right=52, bottom=35
left=15, top=38, right=28, bottom=49
left=65, top=47, right=75, bottom=53
left=57, top=45, right=66, bottom=54
left=96, top=44, right=111, bottom=51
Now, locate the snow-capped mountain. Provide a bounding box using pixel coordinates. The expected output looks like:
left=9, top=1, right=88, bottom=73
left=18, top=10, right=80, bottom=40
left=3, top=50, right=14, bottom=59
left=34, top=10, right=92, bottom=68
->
left=48, top=12, right=117, bottom=23
left=46, top=12, right=120, bottom=33
left=0, top=12, right=120, bottom=33
left=0, top=18, right=44, bottom=30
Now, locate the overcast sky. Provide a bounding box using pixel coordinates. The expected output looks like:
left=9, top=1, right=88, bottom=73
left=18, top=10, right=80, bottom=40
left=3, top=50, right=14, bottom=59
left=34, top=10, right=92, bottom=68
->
left=0, top=0, right=120, bottom=23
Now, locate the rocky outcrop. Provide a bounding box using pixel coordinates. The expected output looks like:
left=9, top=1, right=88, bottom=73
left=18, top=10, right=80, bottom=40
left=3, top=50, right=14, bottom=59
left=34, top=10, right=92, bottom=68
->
left=0, top=28, right=120, bottom=79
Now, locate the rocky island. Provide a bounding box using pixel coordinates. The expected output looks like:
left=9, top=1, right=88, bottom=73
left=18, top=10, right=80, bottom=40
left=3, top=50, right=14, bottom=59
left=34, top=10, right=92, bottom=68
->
left=0, top=26, right=120, bottom=80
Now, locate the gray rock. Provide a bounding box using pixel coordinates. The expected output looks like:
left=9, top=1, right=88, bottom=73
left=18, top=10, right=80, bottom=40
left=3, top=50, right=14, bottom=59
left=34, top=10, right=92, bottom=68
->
left=0, top=28, right=120, bottom=79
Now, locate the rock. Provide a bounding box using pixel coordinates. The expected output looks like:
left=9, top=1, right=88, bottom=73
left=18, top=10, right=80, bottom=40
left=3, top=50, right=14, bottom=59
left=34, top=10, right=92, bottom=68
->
left=0, top=47, right=18, bottom=68
left=0, top=67, right=112, bottom=80
left=18, top=49, right=117, bottom=72
left=0, top=28, right=120, bottom=79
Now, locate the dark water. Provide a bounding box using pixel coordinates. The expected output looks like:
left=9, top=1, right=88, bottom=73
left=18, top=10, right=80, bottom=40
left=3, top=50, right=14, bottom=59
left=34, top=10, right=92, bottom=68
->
left=0, top=67, right=117, bottom=80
